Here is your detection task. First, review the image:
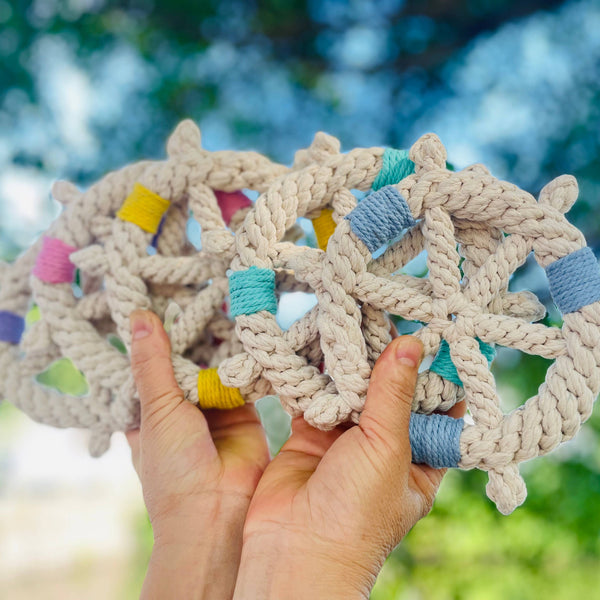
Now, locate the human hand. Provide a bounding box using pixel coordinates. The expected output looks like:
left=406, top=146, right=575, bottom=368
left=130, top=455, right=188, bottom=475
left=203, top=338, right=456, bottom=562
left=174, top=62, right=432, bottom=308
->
left=234, top=335, right=465, bottom=599
left=126, top=310, right=270, bottom=600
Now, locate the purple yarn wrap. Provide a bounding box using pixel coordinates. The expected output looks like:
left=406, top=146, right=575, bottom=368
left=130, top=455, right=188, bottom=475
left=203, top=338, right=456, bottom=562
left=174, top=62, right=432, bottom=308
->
left=0, top=311, right=25, bottom=344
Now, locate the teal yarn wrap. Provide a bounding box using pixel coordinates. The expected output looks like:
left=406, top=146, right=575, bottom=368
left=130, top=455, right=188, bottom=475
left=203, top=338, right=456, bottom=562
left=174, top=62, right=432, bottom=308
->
left=430, top=338, right=496, bottom=387
left=372, top=147, right=456, bottom=191
left=372, top=148, right=415, bottom=190
left=229, top=266, right=277, bottom=317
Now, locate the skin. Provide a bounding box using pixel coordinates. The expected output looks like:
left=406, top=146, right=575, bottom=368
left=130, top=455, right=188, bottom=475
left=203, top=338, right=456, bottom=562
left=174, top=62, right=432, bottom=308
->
left=127, top=310, right=465, bottom=599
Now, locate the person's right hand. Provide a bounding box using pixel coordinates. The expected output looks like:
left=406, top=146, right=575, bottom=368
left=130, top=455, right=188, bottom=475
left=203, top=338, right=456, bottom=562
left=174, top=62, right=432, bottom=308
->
left=234, top=335, right=465, bottom=599
left=125, top=309, right=270, bottom=600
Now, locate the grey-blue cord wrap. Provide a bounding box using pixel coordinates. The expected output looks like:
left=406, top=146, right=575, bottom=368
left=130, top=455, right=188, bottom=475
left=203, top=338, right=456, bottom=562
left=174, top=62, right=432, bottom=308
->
left=409, top=412, right=464, bottom=468
left=345, top=185, right=417, bottom=253
left=545, top=247, right=600, bottom=314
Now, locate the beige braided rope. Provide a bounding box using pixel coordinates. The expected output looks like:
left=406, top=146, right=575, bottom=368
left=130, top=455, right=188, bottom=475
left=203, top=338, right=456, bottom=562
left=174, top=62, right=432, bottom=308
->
left=0, top=121, right=292, bottom=455
left=219, top=132, right=600, bottom=514
left=1, top=123, right=598, bottom=515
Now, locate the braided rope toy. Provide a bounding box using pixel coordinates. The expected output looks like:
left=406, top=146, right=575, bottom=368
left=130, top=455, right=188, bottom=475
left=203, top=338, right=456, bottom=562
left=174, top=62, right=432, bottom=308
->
left=1, top=120, right=599, bottom=514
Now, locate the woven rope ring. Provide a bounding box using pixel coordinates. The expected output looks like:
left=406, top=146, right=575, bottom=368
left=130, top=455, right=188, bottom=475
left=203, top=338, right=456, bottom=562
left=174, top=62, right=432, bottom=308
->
left=0, top=121, right=293, bottom=455
left=220, top=132, right=600, bottom=514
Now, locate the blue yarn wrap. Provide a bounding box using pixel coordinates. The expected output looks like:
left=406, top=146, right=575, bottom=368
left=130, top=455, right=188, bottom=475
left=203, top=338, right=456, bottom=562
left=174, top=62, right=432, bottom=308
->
left=409, top=412, right=464, bottom=468
left=430, top=338, right=496, bottom=387
left=545, top=247, right=600, bottom=314
left=0, top=310, right=25, bottom=344
left=372, top=148, right=415, bottom=190
left=345, top=185, right=416, bottom=253
left=229, top=267, right=277, bottom=317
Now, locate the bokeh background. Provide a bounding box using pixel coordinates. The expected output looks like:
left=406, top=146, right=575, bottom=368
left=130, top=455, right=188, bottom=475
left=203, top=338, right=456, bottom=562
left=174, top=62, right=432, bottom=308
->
left=1, top=0, right=600, bottom=598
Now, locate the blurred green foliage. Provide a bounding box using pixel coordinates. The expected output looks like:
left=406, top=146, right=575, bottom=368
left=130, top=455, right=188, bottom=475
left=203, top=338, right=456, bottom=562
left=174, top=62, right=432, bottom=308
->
left=1, top=1, right=600, bottom=598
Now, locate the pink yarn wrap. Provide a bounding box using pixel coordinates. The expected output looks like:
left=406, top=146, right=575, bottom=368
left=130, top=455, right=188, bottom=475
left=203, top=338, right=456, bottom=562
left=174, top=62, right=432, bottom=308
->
left=214, top=190, right=252, bottom=226
left=32, top=236, right=77, bottom=284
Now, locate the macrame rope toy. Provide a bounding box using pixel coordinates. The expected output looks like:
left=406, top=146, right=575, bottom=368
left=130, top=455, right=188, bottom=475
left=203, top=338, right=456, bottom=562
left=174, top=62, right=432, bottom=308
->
left=1, top=122, right=599, bottom=515
left=0, top=120, right=298, bottom=456
left=217, top=132, right=600, bottom=515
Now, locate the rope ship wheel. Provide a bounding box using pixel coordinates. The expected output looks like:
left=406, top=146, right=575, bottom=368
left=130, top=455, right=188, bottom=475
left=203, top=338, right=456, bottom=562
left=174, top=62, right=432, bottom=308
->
left=220, top=132, right=600, bottom=514
left=0, top=121, right=290, bottom=456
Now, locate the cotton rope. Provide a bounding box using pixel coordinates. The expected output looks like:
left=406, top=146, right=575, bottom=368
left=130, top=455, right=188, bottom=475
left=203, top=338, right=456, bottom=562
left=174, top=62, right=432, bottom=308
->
left=1, top=121, right=599, bottom=514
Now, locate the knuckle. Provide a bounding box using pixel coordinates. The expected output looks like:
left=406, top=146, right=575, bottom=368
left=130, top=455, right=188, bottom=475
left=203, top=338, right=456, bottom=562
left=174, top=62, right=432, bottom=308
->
left=377, top=376, right=416, bottom=412
left=130, top=349, right=155, bottom=378
left=419, top=490, right=436, bottom=518
left=142, top=396, right=186, bottom=438
left=361, top=413, right=403, bottom=456
left=131, top=353, right=174, bottom=388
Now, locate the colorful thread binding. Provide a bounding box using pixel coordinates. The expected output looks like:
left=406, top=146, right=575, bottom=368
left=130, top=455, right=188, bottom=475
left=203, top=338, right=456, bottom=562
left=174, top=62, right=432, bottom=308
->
left=197, top=368, right=244, bottom=409
left=32, top=236, right=77, bottom=284
left=0, top=311, right=25, bottom=344
left=117, top=183, right=171, bottom=234
left=545, top=246, right=600, bottom=314
left=312, top=208, right=336, bottom=251
left=229, top=267, right=277, bottom=317
left=346, top=185, right=417, bottom=253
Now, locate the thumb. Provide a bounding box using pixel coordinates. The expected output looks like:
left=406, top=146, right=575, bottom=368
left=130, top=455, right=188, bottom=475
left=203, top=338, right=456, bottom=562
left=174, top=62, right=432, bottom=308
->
left=359, top=335, right=423, bottom=455
left=129, top=309, right=187, bottom=429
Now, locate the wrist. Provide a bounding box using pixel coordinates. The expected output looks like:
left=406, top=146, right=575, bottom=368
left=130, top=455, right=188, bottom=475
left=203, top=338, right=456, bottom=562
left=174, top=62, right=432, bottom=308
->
left=234, top=531, right=381, bottom=600
left=143, top=494, right=251, bottom=600
left=150, top=491, right=250, bottom=545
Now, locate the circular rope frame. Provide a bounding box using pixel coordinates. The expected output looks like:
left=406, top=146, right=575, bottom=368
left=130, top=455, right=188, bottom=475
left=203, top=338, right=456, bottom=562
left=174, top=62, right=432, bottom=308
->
left=220, top=133, right=600, bottom=514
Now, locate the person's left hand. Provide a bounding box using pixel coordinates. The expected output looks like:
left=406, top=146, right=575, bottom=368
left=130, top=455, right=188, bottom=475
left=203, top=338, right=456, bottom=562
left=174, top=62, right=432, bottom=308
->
left=125, top=309, right=270, bottom=600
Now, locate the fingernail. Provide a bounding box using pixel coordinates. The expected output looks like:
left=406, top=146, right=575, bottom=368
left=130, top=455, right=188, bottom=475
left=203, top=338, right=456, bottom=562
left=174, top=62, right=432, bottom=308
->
left=131, top=310, right=153, bottom=340
left=395, top=337, right=423, bottom=367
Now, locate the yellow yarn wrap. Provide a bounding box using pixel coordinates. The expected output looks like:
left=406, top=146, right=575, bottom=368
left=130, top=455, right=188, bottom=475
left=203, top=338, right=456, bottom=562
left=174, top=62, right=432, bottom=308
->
left=311, top=207, right=336, bottom=251
left=197, top=368, right=245, bottom=409
left=117, top=183, right=171, bottom=234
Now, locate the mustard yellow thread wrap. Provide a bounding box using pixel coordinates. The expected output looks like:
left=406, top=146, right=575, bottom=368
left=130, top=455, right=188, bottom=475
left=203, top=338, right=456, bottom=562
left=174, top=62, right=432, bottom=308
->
left=197, top=368, right=245, bottom=409
left=117, top=183, right=171, bottom=234
left=311, top=208, right=336, bottom=251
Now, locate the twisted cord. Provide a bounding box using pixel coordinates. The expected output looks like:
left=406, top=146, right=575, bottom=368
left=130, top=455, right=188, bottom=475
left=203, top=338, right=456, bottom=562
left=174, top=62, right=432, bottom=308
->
left=2, top=124, right=600, bottom=517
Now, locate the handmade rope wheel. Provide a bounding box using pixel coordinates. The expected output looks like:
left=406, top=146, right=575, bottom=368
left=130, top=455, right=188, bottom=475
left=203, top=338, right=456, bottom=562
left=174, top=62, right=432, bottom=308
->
left=219, top=132, right=600, bottom=514
left=0, top=120, right=290, bottom=455
left=217, top=139, right=388, bottom=417
left=383, top=134, right=600, bottom=513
